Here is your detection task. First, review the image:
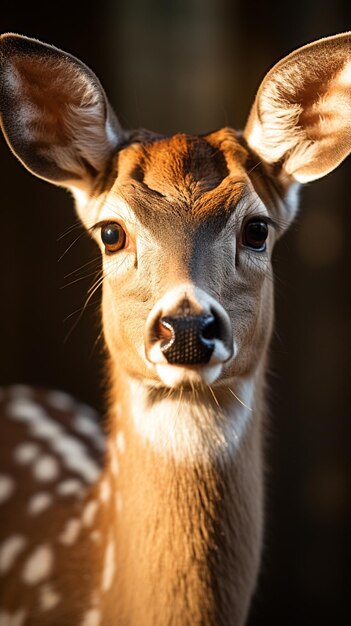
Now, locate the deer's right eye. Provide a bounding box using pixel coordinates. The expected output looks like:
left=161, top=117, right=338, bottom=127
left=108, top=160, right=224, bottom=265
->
left=242, top=219, right=269, bottom=252
left=101, top=223, right=126, bottom=254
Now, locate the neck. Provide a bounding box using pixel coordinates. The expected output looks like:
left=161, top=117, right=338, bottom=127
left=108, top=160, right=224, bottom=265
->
left=96, top=367, right=265, bottom=626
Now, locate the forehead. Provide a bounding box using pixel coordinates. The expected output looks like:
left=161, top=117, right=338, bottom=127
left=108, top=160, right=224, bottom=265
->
left=107, top=127, right=252, bottom=226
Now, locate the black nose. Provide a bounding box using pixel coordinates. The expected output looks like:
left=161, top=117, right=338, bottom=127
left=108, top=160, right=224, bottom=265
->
left=159, top=314, right=218, bottom=365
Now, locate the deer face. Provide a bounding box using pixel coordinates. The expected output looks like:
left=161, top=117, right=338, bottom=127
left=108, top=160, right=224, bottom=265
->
left=2, top=32, right=351, bottom=390
left=87, top=129, right=278, bottom=388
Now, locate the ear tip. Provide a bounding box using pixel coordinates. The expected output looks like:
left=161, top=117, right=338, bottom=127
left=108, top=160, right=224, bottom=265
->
left=1, top=32, right=21, bottom=40
left=1, top=33, right=19, bottom=55
left=0, top=33, right=74, bottom=69
left=1, top=33, right=44, bottom=61
left=1, top=32, right=34, bottom=47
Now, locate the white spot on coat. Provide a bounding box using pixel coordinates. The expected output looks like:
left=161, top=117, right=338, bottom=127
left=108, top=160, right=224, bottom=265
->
left=59, top=518, right=82, bottom=546
left=46, top=390, right=74, bottom=411
left=28, top=492, right=53, bottom=516
left=73, top=409, right=105, bottom=451
left=57, top=479, right=85, bottom=497
left=22, top=544, right=53, bottom=585
left=0, top=475, right=15, bottom=505
left=14, top=442, right=41, bottom=465
left=108, top=440, right=119, bottom=478
left=53, top=436, right=100, bottom=483
left=7, top=399, right=101, bottom=483
left=116, top=431, right=125, bottom=454
left=80, top=608, right=101, bottom=626
left=7, top=399, right=48, bottom=424
left=33, top=455, right=60, bottom=482
left=0, top=535, right=27, bottom=575
left=99, top=479, right=110, bottom=504
left=82, top=501, right=98, bottom=527
left=73, top=414, right=98, bottom=437
left=102, top=539, right=115, bottom=592
left=39, top=582, right=61, bottom=611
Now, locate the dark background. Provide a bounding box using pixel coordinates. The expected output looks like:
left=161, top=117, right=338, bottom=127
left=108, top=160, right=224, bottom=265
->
left=1, top=2, right=351, bottom=624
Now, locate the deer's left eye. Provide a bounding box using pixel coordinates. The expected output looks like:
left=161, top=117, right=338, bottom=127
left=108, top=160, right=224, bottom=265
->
left=101, top=223, right=126, bottom=254
left=242, top=219, right=269, bottom=251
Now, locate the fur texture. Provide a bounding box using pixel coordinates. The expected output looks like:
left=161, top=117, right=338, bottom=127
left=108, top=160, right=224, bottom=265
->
left=1, top=31, right=351, bottom=626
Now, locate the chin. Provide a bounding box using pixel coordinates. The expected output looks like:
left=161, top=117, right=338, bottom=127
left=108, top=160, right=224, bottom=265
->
left=154, top=363, right=224, bottom=388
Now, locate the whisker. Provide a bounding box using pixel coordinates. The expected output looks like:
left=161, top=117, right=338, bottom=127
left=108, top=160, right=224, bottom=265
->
left=57, top=221, right=82, bottom=241
left=63, top=257, right=101, bottom=280
left=58, top=230, right=88, bottom=262
left=63, top=266, right=115, bottom=342
left=89, top=328, right=104, bottom=361
left=64, top=295, right=100, bottom=343
left=226, top=386, right=252, bottom=411
left=247, top=159, right=263, bottom=175
left=87, top=271, right=104, bottom=295
left=61, top=268, right=102, bottom=289
left=208, top=385, right=220, bottom=409
left=63, top=293, right=103, bottom=323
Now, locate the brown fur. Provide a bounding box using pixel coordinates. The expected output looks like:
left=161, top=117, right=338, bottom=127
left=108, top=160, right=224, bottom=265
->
left=1, top=31, right=351, bottom=626
left=102, top=370, right=265, bottom=626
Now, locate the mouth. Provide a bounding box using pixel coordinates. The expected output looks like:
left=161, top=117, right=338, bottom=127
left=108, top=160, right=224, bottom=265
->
left=145, top=340, right=236, bottom=388
left=154, top=362, right=225, bottom=388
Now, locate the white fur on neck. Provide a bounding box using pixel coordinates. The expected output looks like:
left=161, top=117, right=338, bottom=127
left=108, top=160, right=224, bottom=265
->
left=128, top=377, right=255, bottom=464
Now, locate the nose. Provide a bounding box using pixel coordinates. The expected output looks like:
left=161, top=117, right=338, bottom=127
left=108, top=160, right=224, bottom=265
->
left=145, top=287, right=234, bottom=368
left=160, top=314, right=218, bottom=365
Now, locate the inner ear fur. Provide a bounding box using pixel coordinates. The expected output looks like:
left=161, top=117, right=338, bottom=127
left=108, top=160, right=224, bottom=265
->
left=0, top=33, right=124, bottom=190
left=244, top=32, right=351, bottom=183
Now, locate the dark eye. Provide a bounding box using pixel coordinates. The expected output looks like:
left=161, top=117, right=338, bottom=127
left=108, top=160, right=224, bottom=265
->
left=101, top=223, right=126, bottom=254
left=242, top=219, right=269, bottom=251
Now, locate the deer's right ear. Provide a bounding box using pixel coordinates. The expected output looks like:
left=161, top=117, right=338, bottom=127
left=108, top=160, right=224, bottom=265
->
left=0, top=33, right=124, bottom=194
left=244, top=32, right=351, bottom=185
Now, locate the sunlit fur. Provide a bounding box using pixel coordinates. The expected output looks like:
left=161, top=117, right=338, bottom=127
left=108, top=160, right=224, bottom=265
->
left=1, top=30, right=351, bottom=626
left=244, top=32, right=351, bottom=182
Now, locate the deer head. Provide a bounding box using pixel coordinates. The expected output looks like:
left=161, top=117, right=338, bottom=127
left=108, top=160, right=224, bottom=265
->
left=1, top=31, right=351, bottom=626
left=1, top=32, right=351, bottom=393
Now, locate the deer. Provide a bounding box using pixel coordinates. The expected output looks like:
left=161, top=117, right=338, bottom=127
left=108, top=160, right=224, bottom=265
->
left=0, top=30, right=350, bottom=626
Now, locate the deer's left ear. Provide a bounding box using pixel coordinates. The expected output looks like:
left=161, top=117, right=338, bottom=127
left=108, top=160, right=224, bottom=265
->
left=0, top=33, right=124, bottom=193
left=244, top=32, right=351, bottom=184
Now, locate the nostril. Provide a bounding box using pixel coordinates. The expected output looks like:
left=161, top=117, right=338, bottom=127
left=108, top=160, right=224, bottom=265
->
left=159, top=318, right=175, bottom=352
left=147, top=317, right=173, bottom=348
left=156, top=319, right=174, bottom=342
left=201, top=316, right=220, bottom=341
